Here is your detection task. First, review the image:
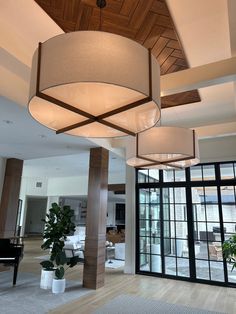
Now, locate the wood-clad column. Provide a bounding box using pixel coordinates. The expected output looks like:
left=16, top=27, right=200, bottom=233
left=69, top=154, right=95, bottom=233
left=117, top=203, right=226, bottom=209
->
left=83, top=147, right=109, bottom=289
left=0, top=158, right=23, bottom=238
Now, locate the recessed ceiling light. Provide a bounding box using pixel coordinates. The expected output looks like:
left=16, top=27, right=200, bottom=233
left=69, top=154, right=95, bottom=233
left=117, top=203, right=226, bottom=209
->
left=39, top=134, right=47, bottom=138
left=3, top=120, right=13, bottom=124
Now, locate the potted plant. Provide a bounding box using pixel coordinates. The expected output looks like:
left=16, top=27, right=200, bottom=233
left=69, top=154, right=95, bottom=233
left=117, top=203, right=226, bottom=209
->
left=40, top=202, right=79, bottom=293
left=222, top=234, right=236, bottom=270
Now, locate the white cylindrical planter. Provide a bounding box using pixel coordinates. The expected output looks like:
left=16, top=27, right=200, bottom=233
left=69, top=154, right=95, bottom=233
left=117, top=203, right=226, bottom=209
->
left=52, top=278, right=66, bottom=294
left=40, top=269, right=54, bottom=289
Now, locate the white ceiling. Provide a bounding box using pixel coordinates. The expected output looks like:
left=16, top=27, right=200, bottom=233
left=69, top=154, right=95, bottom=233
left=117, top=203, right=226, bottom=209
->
left=0, top=0, right=236, bottom=177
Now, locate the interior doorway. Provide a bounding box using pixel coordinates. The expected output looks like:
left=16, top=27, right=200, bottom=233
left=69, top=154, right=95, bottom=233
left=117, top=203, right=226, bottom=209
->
left=25, top=197, right=47, bottom=236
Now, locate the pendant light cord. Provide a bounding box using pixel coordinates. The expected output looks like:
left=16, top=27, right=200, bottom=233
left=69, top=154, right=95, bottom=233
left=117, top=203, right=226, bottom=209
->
left=96, top=0, right=106, bottom=31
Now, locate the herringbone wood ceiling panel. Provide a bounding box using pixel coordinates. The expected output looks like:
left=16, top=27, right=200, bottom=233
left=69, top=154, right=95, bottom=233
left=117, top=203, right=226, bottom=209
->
left=35, top=0, right=201, bottom=108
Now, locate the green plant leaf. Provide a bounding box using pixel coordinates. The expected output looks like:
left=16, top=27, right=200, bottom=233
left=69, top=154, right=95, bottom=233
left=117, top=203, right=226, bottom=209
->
left=55, top=266, right=64, bottom=279
left=67, top=256, right=79, bottom=268
left=40, top=260, right=54, bottom=270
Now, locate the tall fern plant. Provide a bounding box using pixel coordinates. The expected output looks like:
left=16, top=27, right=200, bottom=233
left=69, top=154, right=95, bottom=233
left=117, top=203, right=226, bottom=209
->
left=40, top=202, right=78, bottom=279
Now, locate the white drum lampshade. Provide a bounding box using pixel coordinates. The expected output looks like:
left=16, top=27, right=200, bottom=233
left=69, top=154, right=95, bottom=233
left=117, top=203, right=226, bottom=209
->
left=28, top=31, right=161, bottom=138
left=126, top=127, right=200, bottom=169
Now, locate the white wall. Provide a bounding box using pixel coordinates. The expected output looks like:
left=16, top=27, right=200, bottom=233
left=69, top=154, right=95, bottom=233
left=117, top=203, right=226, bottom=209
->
left=0, top=156, right=6, bottom=203
left=47, top=175, right=88, bottom=196
left=199, top=136, right=236, bottom=163
left=19, top=176, right=48, bottom=235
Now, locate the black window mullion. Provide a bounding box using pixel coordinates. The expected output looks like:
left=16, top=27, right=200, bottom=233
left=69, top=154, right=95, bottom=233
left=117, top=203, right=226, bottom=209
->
left=186, top=167, right=196, bottom=279
left=216, top=163, right=228, bottom=284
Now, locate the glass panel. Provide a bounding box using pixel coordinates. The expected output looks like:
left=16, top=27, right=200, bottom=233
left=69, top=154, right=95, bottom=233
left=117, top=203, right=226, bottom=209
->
left=207, top=222, right=220, bottom=237
left=163, top=188, right=174, bottom=203
left=210, top=261, right=224, bottom=282
left=222, top=204, right=236, bottom=223
left=140, top=254, right=150, bottom=271
left=208, top=242, right=223, bottom=261
left=164, top=238, right=175, bottom=256
left=196, top=260, right=210, bottom=280
left=139, top=205, right=149, bottom=219
left=150, top=254, right=161, bottom=273
left=151, top=220, right=160, bottom=236
left=139, top=189, right=149, bottom=203
left=205, top=186, right=218, bottom=204
left=227, top=262, right=236, bottom=283
left=192, top=187, right=204, bottom=204
left=150, top=205, right=160, bottom=220
left=177, top=258, right=190, bottom=277
left=198, top=223, right=207, bottom=241
left=163, top=203, right=170, bottom=220
left=139, top=220, right=150, bottom=236
left=165, top=256, right=176, bottom=275
left=202, top=164, right=215, bottom=181
left=176, top=239, right=188, bottom=257
left=223, top=223, right=236, bottom=239
left=195, top=241, right=201, bottom=257
left=151, top=237, right=161, bottom=246
left=193, top=204, right=205, bottom=221
left=176, top=222, right=188, bottom=239
left=163, top=170, right=174, bottom=182
left=164, top=221, right=175, bottom=238
left=175, top=169, right=186, bottom=182
left=149, top=169, right=159, bottom=182
left=175, top=205, right=187, bottom=221
left=196, top=240, right=209, bottom=260
left=169, top=204, right=175, bottom=220
left=191, top=166, right=202, bottom=181
left=206, top=205, right=219, bottom=222
left=138, top=170, right=148, bottom=183
left=174, top=188, right=186, bottom=203
left=221, top=186, right=235, bottom=203
left=220, top=163, right=234, bottom=180
left=150, top=189, right=160, bottom=203
left=140, top=237, right=150, bottom=254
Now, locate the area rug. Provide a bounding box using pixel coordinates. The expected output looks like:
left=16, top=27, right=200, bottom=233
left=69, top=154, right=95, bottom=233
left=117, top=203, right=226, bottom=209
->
left=93, top=294, right=225, bottom=314
left=105, top=259, right=124, bottom=269
left=0, top=271, right=92, bottom=314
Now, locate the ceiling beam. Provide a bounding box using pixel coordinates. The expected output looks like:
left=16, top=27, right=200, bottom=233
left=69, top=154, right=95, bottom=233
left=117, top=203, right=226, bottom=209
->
left=161, top=56, right=236, bottom=96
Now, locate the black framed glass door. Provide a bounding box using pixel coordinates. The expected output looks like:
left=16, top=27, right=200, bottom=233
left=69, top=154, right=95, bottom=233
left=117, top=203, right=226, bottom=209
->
left=136, top=162, right=236, bottom=287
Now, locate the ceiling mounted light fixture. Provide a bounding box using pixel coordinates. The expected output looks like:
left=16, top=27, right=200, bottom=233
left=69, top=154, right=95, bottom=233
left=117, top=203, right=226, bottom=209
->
left=126, top=127, right=200, bottom=169
left=28, top=0, right=161, bottom=138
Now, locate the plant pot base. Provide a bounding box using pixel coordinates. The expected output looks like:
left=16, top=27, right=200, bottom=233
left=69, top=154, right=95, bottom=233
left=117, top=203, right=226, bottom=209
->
left=52, top=278, right=66, bottom=294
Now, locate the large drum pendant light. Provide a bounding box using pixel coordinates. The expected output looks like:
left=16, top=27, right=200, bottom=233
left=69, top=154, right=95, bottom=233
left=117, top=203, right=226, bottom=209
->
left=126, top=127, right=200, bottom=169
left=28, top=30, right=161, bottom=138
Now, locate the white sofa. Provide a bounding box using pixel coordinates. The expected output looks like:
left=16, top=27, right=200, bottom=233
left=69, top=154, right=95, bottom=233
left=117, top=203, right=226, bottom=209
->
left=64, top=226, right=86, bottom=258
left=115, top=243, right=125, bottom=260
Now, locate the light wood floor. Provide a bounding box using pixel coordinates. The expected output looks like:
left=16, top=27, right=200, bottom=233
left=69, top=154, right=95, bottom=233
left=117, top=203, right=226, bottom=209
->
left=19, top=238, right=236, bottom=314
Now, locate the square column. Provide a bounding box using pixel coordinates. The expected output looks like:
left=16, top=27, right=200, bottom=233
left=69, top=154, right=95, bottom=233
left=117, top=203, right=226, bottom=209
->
left=83, top=147, right=109, bottom=289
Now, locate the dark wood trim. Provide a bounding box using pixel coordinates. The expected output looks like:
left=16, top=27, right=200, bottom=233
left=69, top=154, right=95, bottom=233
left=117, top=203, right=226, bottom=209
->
left=98, top=119, right=135, bottom=136
left=97, top=96, right=152, bottom=120
left=56, top=119, right=94, bottom=134
left=37, top=92, right=95, bottom=119
left=108, top=184, right=125, bottom=194
left=36, top=42, right=42, bottom=94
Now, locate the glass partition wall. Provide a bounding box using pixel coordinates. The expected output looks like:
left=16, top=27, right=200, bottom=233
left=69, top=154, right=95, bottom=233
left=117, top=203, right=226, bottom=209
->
left=136, top=162, right=236, bottom=287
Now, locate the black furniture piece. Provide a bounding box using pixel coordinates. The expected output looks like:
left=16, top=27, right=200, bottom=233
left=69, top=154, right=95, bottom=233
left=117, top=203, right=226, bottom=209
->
left=0, top=238, right=24, bottom=285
